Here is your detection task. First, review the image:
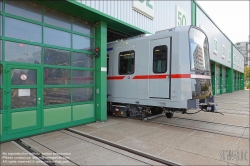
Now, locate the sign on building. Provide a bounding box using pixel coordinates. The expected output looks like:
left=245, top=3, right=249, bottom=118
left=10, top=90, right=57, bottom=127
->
left=222, top=44, right=225, bottom=59
left=213, top=36, right=218, bottom=54
left=133, top=0, right=154, bottom=19
left=176, top=5, right=187, bottom=26
left=233, top=54, right=236, bottom=65
left=228, top=50, right=231, bottom=63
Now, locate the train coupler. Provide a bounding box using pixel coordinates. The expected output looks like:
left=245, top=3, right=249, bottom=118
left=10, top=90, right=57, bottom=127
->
left=199, top=103, right=218, bottom=113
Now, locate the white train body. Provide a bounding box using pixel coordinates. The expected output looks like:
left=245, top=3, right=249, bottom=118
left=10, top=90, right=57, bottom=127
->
left=107, top=26, right=213, bottom=116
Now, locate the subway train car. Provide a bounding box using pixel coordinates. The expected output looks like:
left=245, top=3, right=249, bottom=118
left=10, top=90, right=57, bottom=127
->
left=107, top=25, right=215, bottom=118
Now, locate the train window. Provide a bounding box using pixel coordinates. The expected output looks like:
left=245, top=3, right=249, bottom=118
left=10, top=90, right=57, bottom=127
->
left=153, top=45, right=167, bottom=73
left=189, top=28, right=209, bottom=72
left=119, top=50, right=135, bottom=75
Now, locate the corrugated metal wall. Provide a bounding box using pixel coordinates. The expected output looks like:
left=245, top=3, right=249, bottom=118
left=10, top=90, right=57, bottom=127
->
left=77, top=0, right=191, bottom=34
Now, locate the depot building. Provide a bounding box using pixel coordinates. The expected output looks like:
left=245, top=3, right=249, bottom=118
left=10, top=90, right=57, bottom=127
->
left=0, top=0, right=244, bottom=142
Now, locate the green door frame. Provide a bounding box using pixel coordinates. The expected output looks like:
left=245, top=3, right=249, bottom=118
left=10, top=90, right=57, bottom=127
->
left=220, top=66, right=223, bottom=94
left=94, top=21, right=107, bottom=121
left=211, top=63, right=216, bottom=95
left=6, top=64, right=42, bottom=134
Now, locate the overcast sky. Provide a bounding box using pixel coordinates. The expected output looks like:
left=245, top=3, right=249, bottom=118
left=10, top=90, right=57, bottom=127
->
left=196, top=1, right=249, bottom=43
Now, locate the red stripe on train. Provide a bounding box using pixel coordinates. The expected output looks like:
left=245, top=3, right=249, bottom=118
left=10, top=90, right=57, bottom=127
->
left=107, top=74, right=191, bottom=80
left=107, top=76, right=125, bottom=80
left=171, top=74, right=191, bottom=78
left=133, top=74, right=167, bottom=79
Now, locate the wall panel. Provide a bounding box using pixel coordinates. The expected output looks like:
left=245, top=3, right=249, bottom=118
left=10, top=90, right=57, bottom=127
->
left=78, top=0, right=191, bottom=34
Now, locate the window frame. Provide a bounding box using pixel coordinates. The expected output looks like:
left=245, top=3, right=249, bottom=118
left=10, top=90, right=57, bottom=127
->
left=118, top=50, right=135, bottom=75
left=152, top=45, right=168, bottom=74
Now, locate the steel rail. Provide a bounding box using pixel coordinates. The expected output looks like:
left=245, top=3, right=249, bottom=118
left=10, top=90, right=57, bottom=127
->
left=169, top=116, right=250, bottom=128
left=66, top=128, right=180, bottom=166
left=14, top=139, right=58, bottom=166
left=146, top=119, right=249, bottom=139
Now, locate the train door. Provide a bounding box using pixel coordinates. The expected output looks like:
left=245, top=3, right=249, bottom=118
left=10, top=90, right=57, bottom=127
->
left=149, top=37, right=171, bottom=99
left=111, top=47, right=136, bottom=98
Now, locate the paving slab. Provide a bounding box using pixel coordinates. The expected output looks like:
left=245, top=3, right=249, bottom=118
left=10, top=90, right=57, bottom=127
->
left=148, top=131, right=191, bottom=149
left=71, top=125, right=100, bottom=133
left=156, top=124, right=195, bottom=135
left=236, top=145, right=250, bottom=165
left=21, top=138, right=76, bottom=166
left=169, top=118, right=193, bottom=126
left=89, top=130, right=127, bottom=143
left=159, top=148, right=198, bottom=165
left=184, top=120, right=208, bottom=128
left=31, top=131, right=72, bottom=144
left=238, top=111, right=250, bottom=116
left=86, top=119, right=120, bottom=128
left=129, top=128, right=167, bottom=141
left=200, top=123, right=226, bottom=132
left=70, top=147, right=121, bottom=165
left=191, top=131, right=240, bottom=144
left=45, top=137, right=85, bottom=152
left=118, top=138, right=169, bottom=156
left=211, top=114, right=249, bottom=127
left=159, top=147, right=228, bottom=166
left=243, top=129, right=249, bottom=138
left=177, top=135, right=239, bottom=161
left=103, top=156, right=148, bottom=165
left=220, top=126, right=247, bottom=136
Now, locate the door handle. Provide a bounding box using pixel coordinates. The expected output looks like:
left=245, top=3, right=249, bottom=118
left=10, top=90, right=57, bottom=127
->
left=4, top=91, right=10, bottom=95
left=4, top=105, right=9, bottom=109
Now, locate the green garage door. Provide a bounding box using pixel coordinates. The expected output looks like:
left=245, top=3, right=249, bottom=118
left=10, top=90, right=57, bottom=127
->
left=234, top=71, right=237, bottom=91
left=215, top=65, right=220, bottom=95
left=221, top=67, right=226, bottom=93
left=0, top=0, right=95, bottom=142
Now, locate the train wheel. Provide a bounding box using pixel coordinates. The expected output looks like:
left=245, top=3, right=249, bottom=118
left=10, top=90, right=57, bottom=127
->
left=165, top=112, right=173, bottom=118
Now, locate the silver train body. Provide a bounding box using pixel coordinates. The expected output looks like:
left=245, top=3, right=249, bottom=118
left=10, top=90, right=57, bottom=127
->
left=107, top=25, right=214, bottom=118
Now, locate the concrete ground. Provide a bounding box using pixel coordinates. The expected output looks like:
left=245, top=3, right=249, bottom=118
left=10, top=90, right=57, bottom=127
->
left=0, top=141, right=45, bottom=166
left=1, top=90, right=249, bottom=165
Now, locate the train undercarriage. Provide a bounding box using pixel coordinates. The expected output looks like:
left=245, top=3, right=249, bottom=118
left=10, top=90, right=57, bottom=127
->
left=108, top=100, right=218, bottom=119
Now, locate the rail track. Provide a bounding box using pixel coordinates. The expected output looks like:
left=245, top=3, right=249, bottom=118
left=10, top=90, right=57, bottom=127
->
left=144, top=114, right=249, bottom=139
left=15, top=129, right=179, bottom=166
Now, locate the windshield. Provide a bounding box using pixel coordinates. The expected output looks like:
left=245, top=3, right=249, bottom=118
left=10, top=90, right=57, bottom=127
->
left=189, top=28, right=210, bottom=72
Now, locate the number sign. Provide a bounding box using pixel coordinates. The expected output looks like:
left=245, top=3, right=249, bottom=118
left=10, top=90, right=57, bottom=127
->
left=176, top=5, right=187, bottom=26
